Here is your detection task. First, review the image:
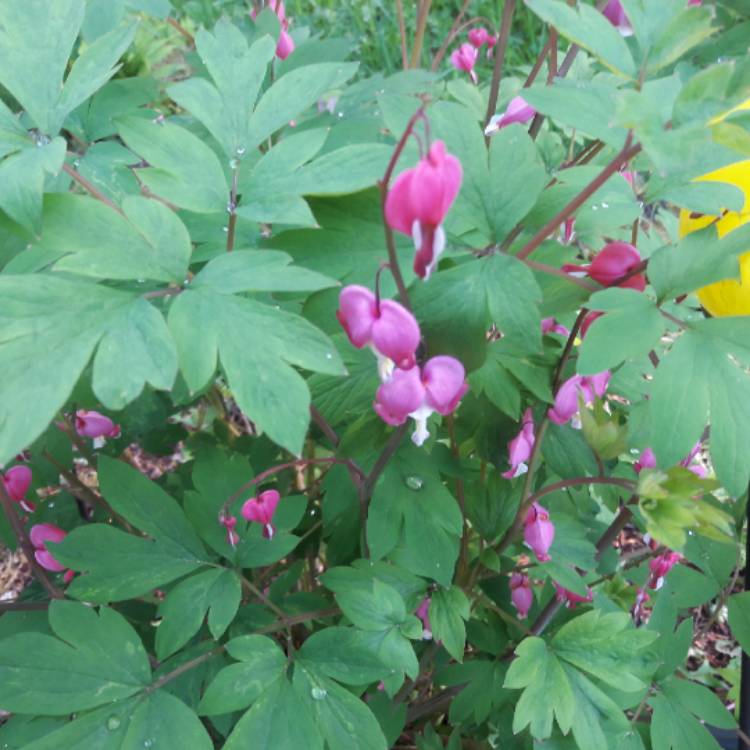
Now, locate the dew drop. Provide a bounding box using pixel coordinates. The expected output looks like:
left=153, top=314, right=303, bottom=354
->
left=591, top=205, right=599, bottom=211
left=601, top=202, right=609, bottom=208
left=236, top=146, right=246, bottom=156
left=229, top=158, right=240, bottom=170
left=222, top=226, right=229, bottom=233
left=405, top=475, right=423, bottom=491
left=106, top=715, right=121, bottom=731
left=325, top=352, right=333, bottom=360
left=311, top=687, right=327, bottom=700
left=143, top=740, right=154, bottom=748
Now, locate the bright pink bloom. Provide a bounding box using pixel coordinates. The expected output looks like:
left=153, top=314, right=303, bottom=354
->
left=416, top=596, right=432, bottom=639
left=635, top=443, right=706, bottom=477
left=337, top=285, right=421, bottom=374
left=579, top=310, right=605, bottom=339
left=385, top=140, right=463, bottom=280
left=467, top=27, right=490, bottom=48
left=649, top=551, right=682, bottom=590
left=524, top=503, right=555, bottom=562
left=75, top=410, right=121, bottom=439
left=563, top=242, right=646, bottom=291
left=373, top=356, right=468, bottom=446
left=221, top=515, right=240, bottom=547
left=560, top=216, right=576, bottom=245
left=688, top=0, right=702, bottom=5
left=554, top=583, right=593, bottom=608
left=634, top=447, right=657, bottom=474
left=541, top=317, right=570, bottom=337
left=486, top=34, right=497, bottom=49
left=253, top=1, right=295, bottom=60
left=602, top=0, right=632, bottom=35
left=30, top=524, right=73, bottom=582
left=484, top=96, right=536, bottom=135
left=276, top=29, right=295, bottom=60
left=503, top=408, right=535, bottom=479
left=241, top=489, right=281, bottom=539
left=450, top=43, right=478, bottom=84
left=2, top=465, right=34, bottom=512
left=548, top=371, right=610, bottom=426
left=510, top=573, right=533, bottom=619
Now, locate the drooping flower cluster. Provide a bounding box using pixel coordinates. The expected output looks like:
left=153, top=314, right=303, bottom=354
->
left=252, top=0, right=295, bottom=60
left=385, top=140, right=463, bottom=280
left=75, top=410, right=121, bottom=439
left=510, top=573, right=534, bottom=619
left=485, top=96, right=537, bottom=135
left=30, top=524, right=74, bottom=583
left=523, top=503, right=555, bottom=562
left=2, top=464, right=34, bottom=512
left=548, top=371, right=610, bottom=426
left=241, top=489, right=281, bottom=539
left=503, top=408, right=535, bottom=479
left=450, top=25, right=497, bottom=83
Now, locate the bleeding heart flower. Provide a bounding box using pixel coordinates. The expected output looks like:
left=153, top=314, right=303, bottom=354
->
left=602, top=0, right=633, bottom=35
left=253, top=1, right=295, bottom=60
left=75, top=410, right=121, bottom=439
left=385, top=140, right=463, bottom=280
left=2, top=465, right=35, bottom=512
left=579, top=310, right=605, bottom=339
left=30, top=523, right=74, bottom=582
left=635, top=443, right=706, bottom=477
left=541, top=317, right=570, bottom=337
left=548, top=371, right=611, bottom=426
left=467, top=27, right=490, bottom=47
left=649, top=551, right=682, bottom=590
left=415, top=596, right=432, bottom=639
left=524, top=503, right=555, bottom=562
left=634, top=447, right=657, bottom=474
left=241, top=489, right=281, bottom=539
left=450, top=43, right=479, bottom=84
left=276, top=29, right=295, bottom=59
left=560, top=216, right=576, bottom=245
left=337, top=285, right=421, bottom=377
left=373, top=356, right=468, bottom=446
left=554, top=583, right=593, bottom=608
left=510, top=573, right=534, bottom=619
left=484, top=96, right=537, bottom=135
left=562, top=242, right=646, bottom=291
left=502, top=408, right=535, bottom=479
left=221, top=515, right=240, bottom=547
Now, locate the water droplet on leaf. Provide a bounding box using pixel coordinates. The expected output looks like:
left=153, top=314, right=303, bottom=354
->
left=405, top=475, right=423, bottom=490
left=311, top=687, right=327, bottom=700
left=106, top=716, right=121, bottom=731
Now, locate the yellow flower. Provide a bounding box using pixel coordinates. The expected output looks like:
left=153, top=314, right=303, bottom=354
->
left=679, top=99, right=750, bottom=317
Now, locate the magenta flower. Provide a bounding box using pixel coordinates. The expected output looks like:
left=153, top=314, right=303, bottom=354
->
left=510, top=573, right=534, bottom=619
left=635, top=443, right=707, bottom=477
left=649, top=551, right=682, bottom=590
left=554, top=583, right=593, bottom=608
left=241, top=489, right=281, bottom=539
left=563, top=242, right=646, bottom=291
left=373, top=356, right=468, bottom=446
left=467, top=27, right=490, bottom=48
left=220, top=515, right=240, bottom=547
left=75, top=410, right=121, bottom=439
left=548, top=371, right=610, bottom=426
left=385, top=140, right=463, bottom=280
left=602, top=0, right=632, bottom=35
left=276, top=29, right=295, bottom=60
left=30, top=524, right=74, bottom=583
left=2, top=465, right=35, bottom=512
left=523, top=503, right=555, bottom=562
left=415, top=596, right=432, bottom=639
left=560, top=216, right=576, bottom=245
left=579, top=310, right=604, bottom=339
left=337, top=285, right=421, bottom=376
left=634, top=447, right=657, bottom=474
left=450, top=43, right=479, bottom=84
left=253, top=1, right=295, bottom=60
left=541, top=317, right=570, bottom=338
left=484, top=96, right=536, bottom=135
left=502, top=408, right=535, bottom=479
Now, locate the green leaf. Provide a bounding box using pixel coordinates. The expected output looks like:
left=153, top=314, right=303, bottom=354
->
left=223, top=676, right=324, bottom=750
left=367, top=446, right=463, bottom=586
left=236, top=527, right=301, bottom=567
left=728, top=592, right=750, bottom=654
left=117, top=116, right=228, bottom=213
left=646, top=6, right=715, bottom=74
left=525, top=0, right=636, bottom=78
left=293, top=664, right=388, bottom=750
left=156, top=568, right=240, bottom=660
left=168, top=22, right=275, bottom=157
left=0, top=603, right=148, bottom=714
left=51, top=524, right=205, bottom=602
left=440, top=660, right=508, bottom=725
left=661, top=677, right=736, bottom=730
left=298, top=627, right=391, bottom=685
left=198, top=635, right=287, bottom=715
left=487, top=125, right=547, bottom=243
left=0, top=137, right=66, bottom=234
left=649, top=694, right=723, bottom=750
left=429, top=587, right=470, bottom=661
left=577, top=289, right=665, bottom=374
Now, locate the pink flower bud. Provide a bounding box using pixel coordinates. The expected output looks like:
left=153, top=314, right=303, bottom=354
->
left=560, top=216, right=576, bottom=245
left=484, top=96, right=536, bottom=135
left=276, top=29, right=295, bottom=60
left=602, top=0, right=632, bottom=35
left=502, top=408, right=535, bottom=479
left=385, top=140, right=463, bottom=280
left=450, top=43, right=479, bottom=84
left=415, top=596, right=432, bottom=639
left=563, top=242, right=645, bottom=291
left=29, top=523, right=68, bottom=574
left=649, top=551, right=682, bottom=590
left=634, top=447, right=657, bottom=473
left=510, top=573, right=534, bottom=619
left=547, top=371, right=610, bottom=425
left=337, top=286, right=421, bottom=372
left=2, top=465, right=32, bottom=503
left=75, top=410, right=121, bottom=439
left=554, top=583, right=593, bottom=608
left=524, top=503, right=555, bottom=562
left=221, top=515, right=240, bottom=547
left=541, top=317, right=570, bottom=337
left=467, top=27, right=489, bottom=48
left=241, top=489, right=281, bottom=539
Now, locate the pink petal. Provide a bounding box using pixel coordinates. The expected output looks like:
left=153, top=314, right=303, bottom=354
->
left=337, top=285, right=377, bottom=348
left=588, top=242, right=643, bottom=288
left=276, top=29, right=295, bottom=60
left=75, top=410, right=117, bottom=438
left=548, top=375, right=584, bottom=425
left=3, top=465, right=32, bottom=502
left=241, top=489, right=281, bottom=526
left=30, top=523, right=67, bottom=548
left=371, top=300, right=421, bottom=370
left=385, top=169, right=417, bottom=236
left=35, top=549, right=66, bottom=573
left=511, top=581, right=534, bottom=619
left=467, top=27, right=489, bottom=47
left=422, top=356, right=468, bottom=415
left=374, top=366, right=426, bottom=425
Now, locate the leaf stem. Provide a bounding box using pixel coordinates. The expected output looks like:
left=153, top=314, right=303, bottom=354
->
left=145, top=647, right=223, bottom=694
left=62, top=163, right=123, bottom=215
left=226, top=167, right=239, bottom=252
